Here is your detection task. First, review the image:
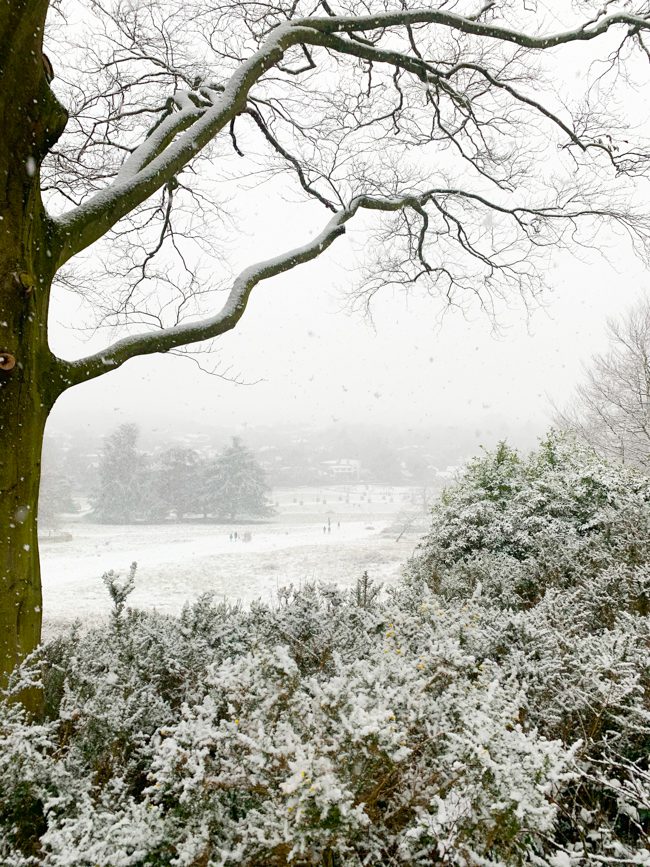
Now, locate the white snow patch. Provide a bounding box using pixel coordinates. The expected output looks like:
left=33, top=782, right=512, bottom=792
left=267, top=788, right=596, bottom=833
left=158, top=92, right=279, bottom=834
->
left=40, top=485, right=428, bottom=638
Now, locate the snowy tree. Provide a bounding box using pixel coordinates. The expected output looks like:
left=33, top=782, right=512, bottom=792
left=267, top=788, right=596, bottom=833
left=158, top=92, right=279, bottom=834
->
left=150, top=448, right=205, bottom=520
left=92, top=424, right=146, bottom=524
left=38, top=467, right=75, bottom=531
left=2, top=1, right=650, bottom=701
left=556, top=298, right=650, bottom=470
left=37, top=435, right=77, bottom=530
left=204, top=437, right=273, bottom=520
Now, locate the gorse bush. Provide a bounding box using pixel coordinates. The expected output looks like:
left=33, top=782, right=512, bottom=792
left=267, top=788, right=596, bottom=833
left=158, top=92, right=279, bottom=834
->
left=1, top=584, right=571, bottom=866
left=408, top=433, right=650, bottom=608
left=403, top=432, right=650, bottom=863
left=1, top=432, right=649, bottom=865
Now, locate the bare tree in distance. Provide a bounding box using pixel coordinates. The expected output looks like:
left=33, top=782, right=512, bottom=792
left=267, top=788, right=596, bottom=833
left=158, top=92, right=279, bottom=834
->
left=555, top=298, right=650, bottom=470
left=2, top=0, right=650, bottom=704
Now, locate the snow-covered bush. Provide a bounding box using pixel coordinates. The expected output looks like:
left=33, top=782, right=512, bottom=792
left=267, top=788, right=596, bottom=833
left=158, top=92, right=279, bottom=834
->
left=408, top=433, right=650, bottom=608
left=143, top=631, right=569, bottom=866
left=1, top=577, right=571, bottom=867
left=404, top=432, right=650, bottom=863
left=1, top=433, right=648, bottom=865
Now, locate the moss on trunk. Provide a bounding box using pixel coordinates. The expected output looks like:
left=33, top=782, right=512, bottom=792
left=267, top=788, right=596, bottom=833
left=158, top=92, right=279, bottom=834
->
left=0, top=401, right=47, bottom=690
left=0, top=0, right=67, bottom=708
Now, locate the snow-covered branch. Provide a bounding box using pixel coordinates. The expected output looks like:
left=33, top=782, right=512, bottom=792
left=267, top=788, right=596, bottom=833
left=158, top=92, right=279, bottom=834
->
left=56, top=184, right=648, bottom=390
left=55, top=191, right=431, bottom=388
left=113, top=92, right=209, bottom=184
left=49, top=5, right=650, bottom=269
left=297, top=7, right=650, bottom=48
left=51, top=23, right=317, bottom=268
left=57, top=201, right=350, bottom=387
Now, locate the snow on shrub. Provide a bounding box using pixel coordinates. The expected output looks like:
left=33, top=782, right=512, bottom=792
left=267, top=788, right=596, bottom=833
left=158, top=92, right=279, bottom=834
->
left=408, top=433, right=650, bottom=607
left=143, top=632, right=568, bottom=866
left=1, top=432, right=649, bottom=865
left=2, top=580, right=569, bottom=866
left=404, top=432, right=650, bottom=863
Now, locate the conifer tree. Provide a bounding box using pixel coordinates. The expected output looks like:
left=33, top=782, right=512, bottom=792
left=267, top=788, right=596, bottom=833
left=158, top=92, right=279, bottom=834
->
left=152, top=448, right=205, bottom=520
left=38, top=468, right=75, bottom=530
left=93, top=424, right=144, bottom=524
left=204, top=438, right=272, bottom=521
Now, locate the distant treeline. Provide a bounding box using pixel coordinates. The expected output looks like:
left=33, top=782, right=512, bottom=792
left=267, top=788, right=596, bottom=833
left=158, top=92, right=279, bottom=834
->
left=92, top=426, right=273, bottom=524
left=43, top=422, right=474, bottom=498
left=40, top=425, right=273, bottom=525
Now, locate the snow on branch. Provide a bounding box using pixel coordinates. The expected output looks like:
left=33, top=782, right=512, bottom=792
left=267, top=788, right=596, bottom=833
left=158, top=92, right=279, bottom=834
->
left=51, top=23, right=318, bottom=268
left=57, top=202, right=351, bottom=388
left=113, top=93, right=209, bottom=184
left=55, top=186, right=648, bottom=391
left=297, top=7, right=650, bottom=49
left=49, top=7, right=650, bottom=270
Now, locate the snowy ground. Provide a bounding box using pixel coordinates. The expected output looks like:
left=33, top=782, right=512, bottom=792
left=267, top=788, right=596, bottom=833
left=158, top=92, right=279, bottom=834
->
left=40, top=485, right=432, bottom=638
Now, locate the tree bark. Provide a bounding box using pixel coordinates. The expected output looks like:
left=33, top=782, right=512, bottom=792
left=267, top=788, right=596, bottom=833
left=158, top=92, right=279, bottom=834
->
left=0, top=0, right=67, bottom=707
left=0, top=385, right=48, bottom=697
left=0, top=255, right=62, bottom=708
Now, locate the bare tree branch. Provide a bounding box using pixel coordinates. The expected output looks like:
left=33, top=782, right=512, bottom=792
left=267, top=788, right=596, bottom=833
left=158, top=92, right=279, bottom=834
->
left=295, top=8, right=650, bottom=49
left=49, top=5, right=650, bottom=271
left=52, top=22, right=319, bottom=265
left=58, top=184, right=650, bottom=390
left=556, top=299, right=650, bottom=470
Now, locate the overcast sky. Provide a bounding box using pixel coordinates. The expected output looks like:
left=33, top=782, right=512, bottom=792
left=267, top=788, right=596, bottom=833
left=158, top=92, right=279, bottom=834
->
left=47, top=199, right=649, bottom=445
left=44, top=5, right=650, bottom=450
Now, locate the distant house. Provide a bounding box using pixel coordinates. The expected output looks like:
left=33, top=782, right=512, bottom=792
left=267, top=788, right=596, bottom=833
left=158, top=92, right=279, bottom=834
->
left=321, top=459, right=361, bottom=480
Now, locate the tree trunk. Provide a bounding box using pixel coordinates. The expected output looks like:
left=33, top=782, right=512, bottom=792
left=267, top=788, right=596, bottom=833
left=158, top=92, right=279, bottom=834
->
left=0, top=390, right=48, bottom=693
left=0, top=254, right=60, bottom=707
left=0, top=0, right=68, bottom=706
left=0, top=249, right=61, bottom=706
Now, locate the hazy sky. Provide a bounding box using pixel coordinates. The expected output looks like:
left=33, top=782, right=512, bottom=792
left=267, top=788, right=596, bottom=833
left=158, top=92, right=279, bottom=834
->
left=44, top=6, right=650, bottom=448
left=47, top=197, right=649, bottom=444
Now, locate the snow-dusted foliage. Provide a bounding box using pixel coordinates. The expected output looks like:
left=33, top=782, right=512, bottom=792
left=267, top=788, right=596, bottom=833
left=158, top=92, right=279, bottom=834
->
left=2, top=433, right=649, bottom=865
left=403, top=432, right=650, bottom=863
left=1, top=583, right=570, bottom=866
left=202, top=436, right=274, bottom=522
left=408, top=432, right=650, bottom=608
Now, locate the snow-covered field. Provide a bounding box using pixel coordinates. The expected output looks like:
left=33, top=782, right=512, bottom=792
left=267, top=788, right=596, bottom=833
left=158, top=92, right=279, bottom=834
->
left=40, top=485, right=431, bottom=637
